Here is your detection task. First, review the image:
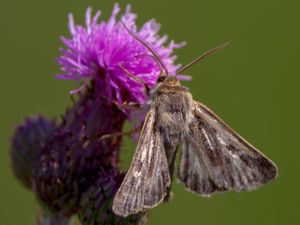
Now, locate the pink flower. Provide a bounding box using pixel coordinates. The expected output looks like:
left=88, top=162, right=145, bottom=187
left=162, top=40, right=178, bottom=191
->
left=57, top=3, right=185, bottom=104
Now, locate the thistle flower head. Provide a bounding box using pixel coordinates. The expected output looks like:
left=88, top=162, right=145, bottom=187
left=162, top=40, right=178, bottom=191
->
left=58, top=3, right=184, bottom=104
left=11, top=4, right=186, bottom=224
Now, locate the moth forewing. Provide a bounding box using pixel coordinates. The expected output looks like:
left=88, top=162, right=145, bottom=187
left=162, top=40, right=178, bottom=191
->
left=194, top=101, right=278, bottom=180
left=178, top=101, right=277, bottom=195
left=112, top=107, right=171, bottom=217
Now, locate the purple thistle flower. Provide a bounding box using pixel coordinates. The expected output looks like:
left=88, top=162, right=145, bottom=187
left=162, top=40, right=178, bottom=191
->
left=57, top=3, right=184, bottom=104
left=11, top=3, right=185, bottom=224
left=35, top=3, right=185, bottom=218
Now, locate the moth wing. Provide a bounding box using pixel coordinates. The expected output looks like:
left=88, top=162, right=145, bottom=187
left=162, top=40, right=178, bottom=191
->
left=178, top=137, right=222, bottom=196
left=113, top=107, right=171, bottom=217
left=178, top=101, right=277, bottom=196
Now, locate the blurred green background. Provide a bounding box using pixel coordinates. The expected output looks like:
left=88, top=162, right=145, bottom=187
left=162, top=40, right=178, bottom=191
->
left=0, top=0, right=299, bottom=224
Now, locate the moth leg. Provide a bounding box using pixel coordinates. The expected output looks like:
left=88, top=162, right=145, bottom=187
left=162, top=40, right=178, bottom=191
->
left=119, top=101, right=141, bottom=110
left=99, top=95, right=141, bottom=110
left=119, top=63, right=150, bottom=96
left=97, top=126, right=142, bottom=141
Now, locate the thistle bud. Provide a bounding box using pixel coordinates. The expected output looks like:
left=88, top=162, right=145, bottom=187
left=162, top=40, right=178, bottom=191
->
left=11, top=116, right=56, bottom=189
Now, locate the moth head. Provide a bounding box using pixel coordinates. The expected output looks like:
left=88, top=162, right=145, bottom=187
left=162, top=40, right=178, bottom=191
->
left=157, top=75, right=180, bottom=86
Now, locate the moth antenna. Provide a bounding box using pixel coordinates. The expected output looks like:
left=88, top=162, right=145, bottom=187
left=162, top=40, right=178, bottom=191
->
left=176, top=41, right=233, bottom=75
left=121, top=20, right=168, bottom=76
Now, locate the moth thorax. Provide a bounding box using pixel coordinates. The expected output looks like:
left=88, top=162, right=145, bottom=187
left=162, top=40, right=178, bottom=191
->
left=156, top=92, right=193, bottom=134
left=164, top=76, right=180, bottom=86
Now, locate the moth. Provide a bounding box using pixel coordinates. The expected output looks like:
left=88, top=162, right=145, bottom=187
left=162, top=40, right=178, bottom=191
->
left=112, top=22, right=278, bottom=217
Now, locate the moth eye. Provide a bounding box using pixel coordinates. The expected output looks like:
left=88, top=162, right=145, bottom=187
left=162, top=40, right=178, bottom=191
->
left=157, top=76, right=166, bottom=83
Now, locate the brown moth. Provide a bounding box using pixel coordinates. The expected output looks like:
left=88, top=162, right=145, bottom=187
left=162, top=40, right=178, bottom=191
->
left=112, top=22, right=278, bottom=217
